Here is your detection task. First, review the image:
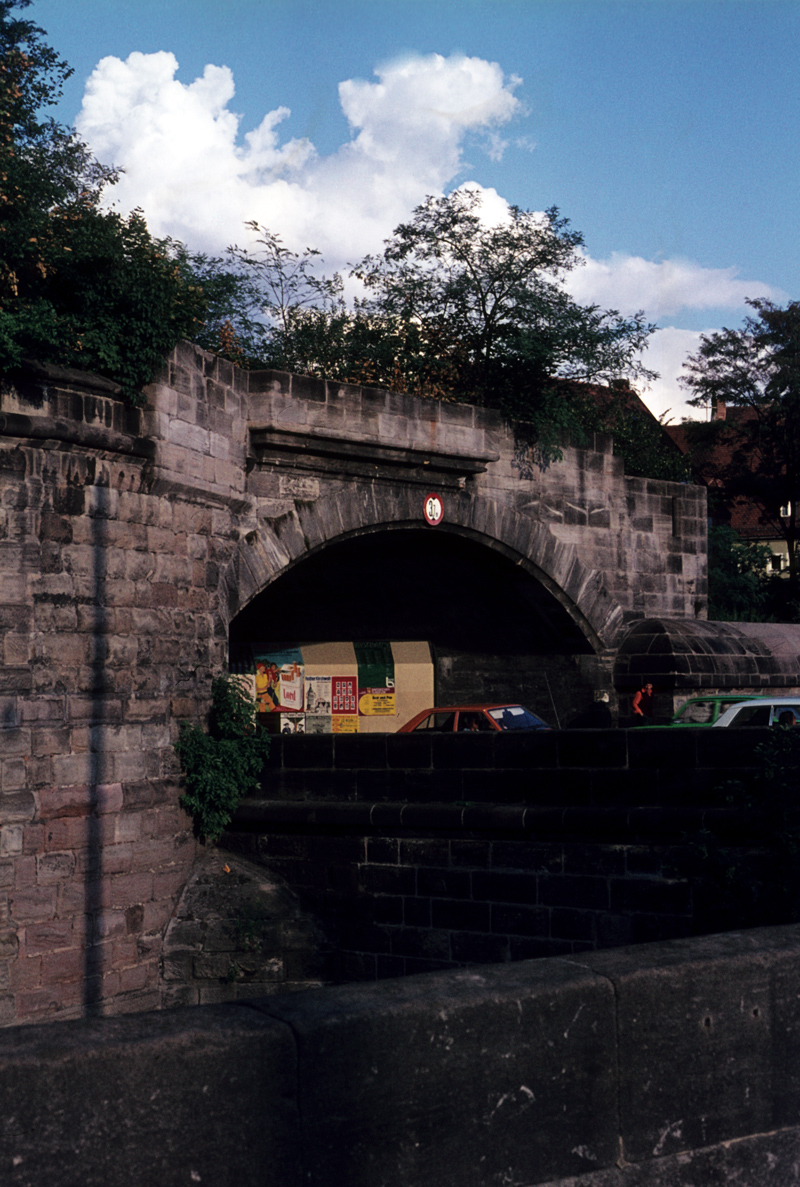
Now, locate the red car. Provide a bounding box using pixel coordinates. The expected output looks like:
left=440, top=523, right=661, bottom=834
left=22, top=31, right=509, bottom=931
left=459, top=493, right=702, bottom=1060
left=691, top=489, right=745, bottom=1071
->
left=398, top=704, right=551, bottom=733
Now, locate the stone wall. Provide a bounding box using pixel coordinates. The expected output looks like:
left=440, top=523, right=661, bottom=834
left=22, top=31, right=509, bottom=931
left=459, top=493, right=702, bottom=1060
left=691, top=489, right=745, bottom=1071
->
left=2, top=925, right=800, bottom=1186
left=0, top=343, right=709, bottom=1025
left=0, top=354, right=249, bottom=1025
left=222, top=727, right=779, bottom=980
left=239, top=360, right=707, bottom=638
left=616, top=617, right=800, bottom=713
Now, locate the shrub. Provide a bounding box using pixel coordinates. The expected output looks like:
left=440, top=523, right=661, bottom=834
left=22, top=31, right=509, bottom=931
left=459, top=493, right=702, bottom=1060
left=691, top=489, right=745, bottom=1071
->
left=175, top=675, right=270, bottom=843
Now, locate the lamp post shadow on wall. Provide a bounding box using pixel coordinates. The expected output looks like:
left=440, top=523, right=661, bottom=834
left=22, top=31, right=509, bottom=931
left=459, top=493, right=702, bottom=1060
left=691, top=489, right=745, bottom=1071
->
left=84, top=504, right=109, bottom=1016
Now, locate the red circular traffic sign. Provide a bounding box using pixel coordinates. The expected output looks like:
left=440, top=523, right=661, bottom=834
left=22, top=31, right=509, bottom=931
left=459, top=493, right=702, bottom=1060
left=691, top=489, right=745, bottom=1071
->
left=423, top=493, right=444, bottom=526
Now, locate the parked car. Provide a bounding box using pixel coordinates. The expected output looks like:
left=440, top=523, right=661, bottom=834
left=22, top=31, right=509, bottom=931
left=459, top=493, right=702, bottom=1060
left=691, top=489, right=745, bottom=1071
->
left=398, top=704, right=551, bottom=733
left=666, top=694, right=766, bottom=727
left=712, top=698, right=800, bottom=728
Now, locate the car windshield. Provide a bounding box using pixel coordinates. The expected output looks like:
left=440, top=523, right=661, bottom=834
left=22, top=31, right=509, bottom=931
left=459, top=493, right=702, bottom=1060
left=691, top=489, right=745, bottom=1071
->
left=727, top=705, right=772, bottom=727
left=488, top=706, right=547, bottom=731
left=413, top=712, right=456, bottom=731
left=674, top=700, right=716, bottom=724
left=673, top=698, right=746, bottom=724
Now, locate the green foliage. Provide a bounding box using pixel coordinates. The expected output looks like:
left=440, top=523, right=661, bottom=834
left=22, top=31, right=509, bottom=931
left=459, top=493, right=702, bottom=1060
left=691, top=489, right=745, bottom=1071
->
left=182, top=191, right=660, bottom=467
left=352, top=190, right=658, bottom=460
left=706, top=524, right=772, bottom=620
left=680, top=298, right=800, bottom=597
left=174, top=676, right=270, bottom=843
left=0, top=1, right=205, bottom=402
left=568, top=382, right=690, bottom=481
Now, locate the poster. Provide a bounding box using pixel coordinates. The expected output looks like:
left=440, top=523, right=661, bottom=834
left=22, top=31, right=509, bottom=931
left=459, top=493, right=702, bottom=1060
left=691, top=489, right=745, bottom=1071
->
left=332, top=715, right=359, bottom=734
left=355, top=641, right=395, bottom=716
left=305, top=676, right=332, bottom=717
left=332, top=677, right=357, bottom=715
left=253, top=646, right=304, bottom=715
left=332, top=676, right=359, bottom=733
left=279, top=661, right=304, bottom=713
left=305, top=715, right=332, bottom=734
left=280, top=713, right=305, bottom=735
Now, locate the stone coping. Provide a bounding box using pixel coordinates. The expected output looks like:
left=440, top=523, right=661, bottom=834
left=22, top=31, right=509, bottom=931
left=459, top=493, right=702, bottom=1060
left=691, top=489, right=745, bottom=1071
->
left=1, top=924, right=799, bottom=1186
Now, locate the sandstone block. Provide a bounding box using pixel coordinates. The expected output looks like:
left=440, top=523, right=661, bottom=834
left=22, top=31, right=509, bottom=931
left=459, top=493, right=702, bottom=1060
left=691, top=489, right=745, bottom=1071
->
left=36, top=852, right=76, bottom=884
left=25, top=919, right=75, bottom=955
left=9, top=886, right=57, bottom=924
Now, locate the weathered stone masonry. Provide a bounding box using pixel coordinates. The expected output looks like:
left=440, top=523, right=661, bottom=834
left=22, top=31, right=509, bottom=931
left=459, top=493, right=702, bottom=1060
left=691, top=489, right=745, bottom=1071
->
left=0, top=342, right=706, bottom=1026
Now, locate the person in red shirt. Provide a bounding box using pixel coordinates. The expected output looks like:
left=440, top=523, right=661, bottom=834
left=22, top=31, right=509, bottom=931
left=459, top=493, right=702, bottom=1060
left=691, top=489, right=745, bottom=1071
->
left=632, top=683, right=654, bottom=723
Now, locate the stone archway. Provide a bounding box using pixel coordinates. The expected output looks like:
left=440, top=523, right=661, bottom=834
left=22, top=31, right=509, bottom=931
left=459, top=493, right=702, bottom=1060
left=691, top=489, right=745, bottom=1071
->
left=218, top=485, right=627, bottom=723
left=219, top=484, right=627, bottom=654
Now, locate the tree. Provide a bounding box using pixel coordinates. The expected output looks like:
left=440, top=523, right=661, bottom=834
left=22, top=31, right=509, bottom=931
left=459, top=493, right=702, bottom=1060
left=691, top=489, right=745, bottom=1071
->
left=680, top=299, right=800, bottom=600
left=355, top=190, right=655, bottom=385
left=556, top=378, right=687, bottom=482
left=705, top=524, right=772, bottom=621
left=0, top=0, right=205, bottom=402
left=353, top=189, right=658, bottom=457
left=193, top=190, right=664, bottom=468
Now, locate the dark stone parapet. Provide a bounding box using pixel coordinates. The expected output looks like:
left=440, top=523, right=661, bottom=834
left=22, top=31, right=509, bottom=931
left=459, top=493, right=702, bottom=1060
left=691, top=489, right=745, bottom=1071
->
left=0, top=410, right=155, bottom=458
left=250, top=726, right=773, bottom=806
left=226, top=727, right=796, bottom=977
left=2, top=925, right=800, bottom=1186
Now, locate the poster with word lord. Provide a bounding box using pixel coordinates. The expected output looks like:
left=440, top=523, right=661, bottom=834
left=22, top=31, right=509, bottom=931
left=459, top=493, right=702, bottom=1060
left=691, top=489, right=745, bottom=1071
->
left=253, top=646, right=304, bottom=716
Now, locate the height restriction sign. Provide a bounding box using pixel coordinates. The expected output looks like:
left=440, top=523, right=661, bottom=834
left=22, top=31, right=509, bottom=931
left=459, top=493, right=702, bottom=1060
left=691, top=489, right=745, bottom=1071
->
left=423, top=493, right=443, bottom=526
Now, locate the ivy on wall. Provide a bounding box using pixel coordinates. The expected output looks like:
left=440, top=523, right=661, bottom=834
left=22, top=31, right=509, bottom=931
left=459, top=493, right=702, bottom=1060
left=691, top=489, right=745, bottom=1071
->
left=175, top=676, right=270, bottom=843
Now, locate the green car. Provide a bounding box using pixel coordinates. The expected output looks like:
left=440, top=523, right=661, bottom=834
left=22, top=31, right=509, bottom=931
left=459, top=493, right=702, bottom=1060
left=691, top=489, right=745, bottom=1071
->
left=666, top=694, right=766, bottom=727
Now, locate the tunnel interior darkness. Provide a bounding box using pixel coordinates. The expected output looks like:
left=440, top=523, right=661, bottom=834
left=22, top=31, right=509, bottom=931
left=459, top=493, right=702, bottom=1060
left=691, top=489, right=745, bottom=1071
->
left=229, top=528, right=592, bottom=661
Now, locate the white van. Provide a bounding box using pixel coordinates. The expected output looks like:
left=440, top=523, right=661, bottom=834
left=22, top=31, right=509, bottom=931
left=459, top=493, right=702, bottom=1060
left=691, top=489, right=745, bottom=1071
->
left=713, top=698, right=800, bottom=728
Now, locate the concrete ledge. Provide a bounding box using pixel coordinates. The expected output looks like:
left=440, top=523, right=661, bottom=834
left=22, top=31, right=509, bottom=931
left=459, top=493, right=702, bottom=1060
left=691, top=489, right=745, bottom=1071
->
left=258, top=957, right=618, bottom=1186
left=0, top=1003, right=300, bottom=1187
left=2, top=926, right=800, bottom=1186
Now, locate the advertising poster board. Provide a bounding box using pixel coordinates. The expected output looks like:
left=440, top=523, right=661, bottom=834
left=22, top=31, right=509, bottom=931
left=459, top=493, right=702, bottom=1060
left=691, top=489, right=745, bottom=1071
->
left=304, top=674, right=333, bottom=734
left=355, top=641, right=395, bottom=716
left=253, top=646, right=304, bottom=716
left=244, top=641, right=432, bottom=733
left=332, top=675, right=359, bottom=733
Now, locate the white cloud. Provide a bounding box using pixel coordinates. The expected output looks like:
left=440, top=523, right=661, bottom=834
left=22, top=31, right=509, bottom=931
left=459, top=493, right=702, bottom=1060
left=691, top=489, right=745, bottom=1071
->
left=636, top=327, right=712, bottom=423
left=75, top=45, right=781, bottom=410
left=76, top=50, right=520, bottom=263
left=567, top=251, right=783, bottom=319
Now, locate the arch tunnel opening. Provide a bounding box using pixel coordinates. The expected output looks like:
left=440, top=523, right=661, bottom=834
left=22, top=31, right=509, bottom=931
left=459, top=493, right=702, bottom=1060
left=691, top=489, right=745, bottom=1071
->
left=229, top=528, right=599, bottom=728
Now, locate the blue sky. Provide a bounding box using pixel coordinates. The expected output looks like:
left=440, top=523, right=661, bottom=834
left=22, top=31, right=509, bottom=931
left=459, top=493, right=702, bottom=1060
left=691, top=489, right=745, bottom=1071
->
left=28, top=0, right=799, bottom=418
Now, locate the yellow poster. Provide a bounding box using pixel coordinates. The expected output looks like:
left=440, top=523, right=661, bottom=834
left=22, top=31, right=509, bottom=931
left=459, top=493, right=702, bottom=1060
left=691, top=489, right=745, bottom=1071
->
left=358, top=691, right=396, bottom=716
left=332, top=715, right=359, bottom=734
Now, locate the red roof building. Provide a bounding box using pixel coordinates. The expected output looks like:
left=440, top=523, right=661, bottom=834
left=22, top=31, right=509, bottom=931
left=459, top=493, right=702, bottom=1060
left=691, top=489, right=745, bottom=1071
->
left=666, top=401, right=790, bottom=573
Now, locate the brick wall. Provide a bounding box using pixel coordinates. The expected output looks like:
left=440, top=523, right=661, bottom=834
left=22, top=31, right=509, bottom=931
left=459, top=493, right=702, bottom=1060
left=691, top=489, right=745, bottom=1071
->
left=224, top=728, right=779, bottom=979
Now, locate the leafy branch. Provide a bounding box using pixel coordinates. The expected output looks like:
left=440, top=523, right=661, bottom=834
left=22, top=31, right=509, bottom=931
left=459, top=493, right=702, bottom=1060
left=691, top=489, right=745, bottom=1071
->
left=175, top=675, right=270, bottom=843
